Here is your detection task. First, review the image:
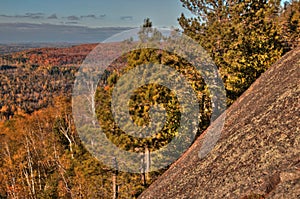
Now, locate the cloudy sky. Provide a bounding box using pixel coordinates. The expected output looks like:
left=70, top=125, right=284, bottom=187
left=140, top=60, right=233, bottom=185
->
left=0, top=0, right=193, bottom=43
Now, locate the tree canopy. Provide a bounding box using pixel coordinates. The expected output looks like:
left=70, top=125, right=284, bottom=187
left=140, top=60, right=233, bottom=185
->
left=178, top=0, right=299, bottom=104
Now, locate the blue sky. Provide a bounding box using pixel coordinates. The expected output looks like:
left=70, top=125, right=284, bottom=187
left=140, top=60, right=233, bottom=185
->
left=0, top=0, right=192, bottom=28
left=0, top=0, right=194, bottom=43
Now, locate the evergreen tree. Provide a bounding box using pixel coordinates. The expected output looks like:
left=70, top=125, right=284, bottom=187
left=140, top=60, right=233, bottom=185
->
left=179, top=0, right=284, bottom=104
left=278, top=0, right=300, bottom=51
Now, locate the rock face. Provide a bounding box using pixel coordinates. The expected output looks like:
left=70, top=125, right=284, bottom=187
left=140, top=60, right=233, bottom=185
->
left=139, top=48, right=300, bottom=199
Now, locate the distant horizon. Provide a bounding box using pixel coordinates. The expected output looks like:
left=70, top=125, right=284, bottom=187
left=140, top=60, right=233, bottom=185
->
left=0, top=0, right=193, bottom=43
left=0, top=23, right=134, bottom=43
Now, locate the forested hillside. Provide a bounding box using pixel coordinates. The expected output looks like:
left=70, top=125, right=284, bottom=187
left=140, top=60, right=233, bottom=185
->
left=0, top=43, right=77, bottom=55
left=0, top=44, right=96, bottom=67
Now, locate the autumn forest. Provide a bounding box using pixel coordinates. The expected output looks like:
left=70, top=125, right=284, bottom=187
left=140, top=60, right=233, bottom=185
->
left=0, top=0, right=299, bottom=198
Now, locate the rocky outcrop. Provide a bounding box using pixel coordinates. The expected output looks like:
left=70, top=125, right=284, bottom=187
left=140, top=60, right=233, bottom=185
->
left=139, top=48, right=300, bottom=198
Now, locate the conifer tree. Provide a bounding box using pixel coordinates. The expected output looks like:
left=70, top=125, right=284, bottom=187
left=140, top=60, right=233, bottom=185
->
left=179, top=0, right=283, bottom=104
left=279, top=0, right=300, bottom=50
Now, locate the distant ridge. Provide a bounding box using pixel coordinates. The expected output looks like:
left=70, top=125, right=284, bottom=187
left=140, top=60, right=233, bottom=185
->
left=139, top=48, right=300, bottom=198
left=0, top=43, right=97, bottom=66
left=0, top=42, right=132, bottom=67
left=0, top=43, right=79, bottom=55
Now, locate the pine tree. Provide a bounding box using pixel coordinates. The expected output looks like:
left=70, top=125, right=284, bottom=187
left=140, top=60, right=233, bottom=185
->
left=179, top=0, right=284, bottom=105
left=278, top=0, right=300, bottom=51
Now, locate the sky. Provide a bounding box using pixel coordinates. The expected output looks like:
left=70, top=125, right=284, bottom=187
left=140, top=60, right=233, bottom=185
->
left=0, top=0, right=194, bottom=43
